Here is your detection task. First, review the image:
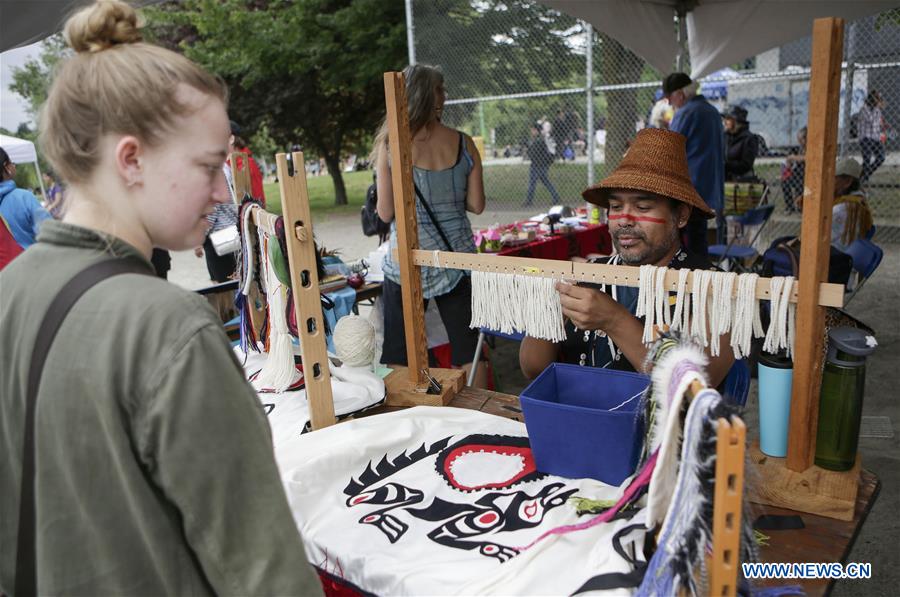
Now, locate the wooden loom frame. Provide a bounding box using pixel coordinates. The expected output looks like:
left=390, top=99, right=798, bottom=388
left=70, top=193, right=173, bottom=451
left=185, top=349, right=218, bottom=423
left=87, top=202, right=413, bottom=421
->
left=382, top=16, right=850, bottom=589
left=382, top=70, right=747, bottom=595
left=232, top=151, right=337, bottom=430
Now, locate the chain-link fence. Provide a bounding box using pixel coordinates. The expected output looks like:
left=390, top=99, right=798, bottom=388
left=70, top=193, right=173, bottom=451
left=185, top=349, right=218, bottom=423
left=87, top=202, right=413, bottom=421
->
left=410, top=1, right=900, bottom=244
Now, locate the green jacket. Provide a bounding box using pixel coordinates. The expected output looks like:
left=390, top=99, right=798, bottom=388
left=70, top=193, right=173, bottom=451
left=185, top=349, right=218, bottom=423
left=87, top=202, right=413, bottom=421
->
left=0, top=222, right=322, bottom=596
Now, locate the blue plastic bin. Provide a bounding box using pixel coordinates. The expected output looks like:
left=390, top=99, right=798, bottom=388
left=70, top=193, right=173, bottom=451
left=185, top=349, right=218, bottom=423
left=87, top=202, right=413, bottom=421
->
left=520, top=363, right=650, bottom=485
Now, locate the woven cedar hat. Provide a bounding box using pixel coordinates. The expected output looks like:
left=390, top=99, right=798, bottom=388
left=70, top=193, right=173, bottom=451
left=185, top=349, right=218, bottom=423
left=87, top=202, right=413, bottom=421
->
left=582, top=128, right=714, bottom=218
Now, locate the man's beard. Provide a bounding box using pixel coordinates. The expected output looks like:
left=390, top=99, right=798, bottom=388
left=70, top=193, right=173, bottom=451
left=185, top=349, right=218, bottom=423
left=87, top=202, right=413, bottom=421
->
left=612, top=226, right=680, bottom=266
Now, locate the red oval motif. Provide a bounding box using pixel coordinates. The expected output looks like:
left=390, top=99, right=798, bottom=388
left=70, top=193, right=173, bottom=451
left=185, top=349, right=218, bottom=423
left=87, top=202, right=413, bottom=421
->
left=477, top=512, right=498, bottom=526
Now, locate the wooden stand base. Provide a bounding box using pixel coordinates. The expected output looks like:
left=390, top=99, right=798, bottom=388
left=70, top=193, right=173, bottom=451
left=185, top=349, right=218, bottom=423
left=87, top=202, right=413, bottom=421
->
left=384, top=367, right=465, bottom=407
left=749, top=442, right=860, bottom=521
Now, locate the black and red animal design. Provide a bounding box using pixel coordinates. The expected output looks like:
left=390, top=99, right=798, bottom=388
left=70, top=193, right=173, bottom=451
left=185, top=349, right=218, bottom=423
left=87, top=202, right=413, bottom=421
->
left=343, top=434, right=577, bottom=561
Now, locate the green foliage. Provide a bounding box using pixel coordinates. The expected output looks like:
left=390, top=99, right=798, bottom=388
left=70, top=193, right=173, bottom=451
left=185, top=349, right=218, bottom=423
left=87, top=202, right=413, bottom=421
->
left=9, top=35, right=71, bottom=120
left=420, top=3, right=659, bottom=161
left=146, top=0, right=406, bottom=206
left=875, top=8, right=900, bottom=31
left=416, top=0, right=585, bottom=99
left=262, top=169, right=372, bottom=216
left=249, top=121, right=278, bottom=165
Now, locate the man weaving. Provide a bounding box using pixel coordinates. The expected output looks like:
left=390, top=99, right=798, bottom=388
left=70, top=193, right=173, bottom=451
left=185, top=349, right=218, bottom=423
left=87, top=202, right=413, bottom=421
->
left=519, top=128, right=735, bottom=386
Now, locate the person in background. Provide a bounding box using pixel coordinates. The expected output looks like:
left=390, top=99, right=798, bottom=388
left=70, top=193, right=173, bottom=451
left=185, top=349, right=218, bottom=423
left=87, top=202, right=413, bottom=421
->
left=42, top=172, right=66, bottom=218
left=525, top=123, right=561, bottom=206
left=781, top=126, right=807, bottom=214
left=150, top=247, right=171, bottom=279
left=195, top=158, right=239, bottom=283
left=796, top=157, right=873, bottom=251
left=830, top=158, right=873, bottom=251
left=0, top=146, right=52, bottom=249
left=649, top=94, right=674, bottom=129
left=0, top=2, right=322, bottom=594
left=227, top=120, right=266, bottom=205
left=858, top=90, right=886, bottom=184
left=665, top=72, right=725, bottom=256
left=372, top=63, right=487, bottom=388
left=519, top=128, right=734, bottom=387
left=0, top=214, right=23, bottom=270
left=722, top=105, right=759, bottom=181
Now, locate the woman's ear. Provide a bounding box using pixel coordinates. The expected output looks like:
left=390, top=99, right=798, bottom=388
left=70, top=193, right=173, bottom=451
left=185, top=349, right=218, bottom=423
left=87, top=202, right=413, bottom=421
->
left=115, top=136, right=143, bottom=187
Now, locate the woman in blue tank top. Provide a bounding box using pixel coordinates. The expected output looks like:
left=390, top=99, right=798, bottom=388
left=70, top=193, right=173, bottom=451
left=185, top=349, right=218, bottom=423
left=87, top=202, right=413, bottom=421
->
left=372, top=64, right=487, bottom=387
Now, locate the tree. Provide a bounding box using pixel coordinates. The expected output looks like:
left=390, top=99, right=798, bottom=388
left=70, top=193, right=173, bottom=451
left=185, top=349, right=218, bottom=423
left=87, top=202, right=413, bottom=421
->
left=9, top=35, right=70, bottom=120
left=597, top=33, right=645, bottom=169
left=249, top=120, right=278, bottom=178
left=146, top=0, right=406, bottom=206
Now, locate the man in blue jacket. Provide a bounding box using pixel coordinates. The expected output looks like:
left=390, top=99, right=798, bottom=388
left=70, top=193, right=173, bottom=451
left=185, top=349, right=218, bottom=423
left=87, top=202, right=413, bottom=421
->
left=665, top=72, right=724, bottom=256
left=0, top=147, right=52, bottom=250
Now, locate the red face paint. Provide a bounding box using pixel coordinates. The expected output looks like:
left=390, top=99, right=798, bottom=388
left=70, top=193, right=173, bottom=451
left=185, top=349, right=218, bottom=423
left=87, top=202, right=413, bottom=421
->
left=607, top=213, right=668, bottom=224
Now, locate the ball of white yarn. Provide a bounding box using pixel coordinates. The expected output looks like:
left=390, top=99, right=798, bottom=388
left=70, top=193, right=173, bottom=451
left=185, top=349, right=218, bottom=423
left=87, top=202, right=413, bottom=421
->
left=333, top=314, right=377, bottom=367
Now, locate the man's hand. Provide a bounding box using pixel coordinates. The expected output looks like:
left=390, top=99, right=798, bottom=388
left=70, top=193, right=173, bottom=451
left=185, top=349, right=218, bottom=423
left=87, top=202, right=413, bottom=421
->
left=556, top=281, right=625, bottom=332
left=194, top=247, right=204, bottom=258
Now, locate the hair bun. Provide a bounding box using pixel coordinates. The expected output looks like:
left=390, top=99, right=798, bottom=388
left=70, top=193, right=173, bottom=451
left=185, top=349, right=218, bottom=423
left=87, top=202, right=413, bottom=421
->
left=66, top=0, right=143, bottom=53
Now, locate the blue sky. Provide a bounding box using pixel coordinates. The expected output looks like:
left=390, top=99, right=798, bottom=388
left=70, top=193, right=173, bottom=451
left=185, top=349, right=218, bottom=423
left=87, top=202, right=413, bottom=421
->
left=1, top=42, right=42, bottom=132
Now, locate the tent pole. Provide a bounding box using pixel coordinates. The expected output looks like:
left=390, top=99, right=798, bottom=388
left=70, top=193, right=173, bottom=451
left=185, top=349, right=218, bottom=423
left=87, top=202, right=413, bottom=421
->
left=33, top=160, right=47, bottom=205
left=675, top=9, right=687, bottom=72
left=584, top=20, right=594, bottom=190
left=839, top=22, right=857, bottom=158
left=404, top=0, right=416, bottom=65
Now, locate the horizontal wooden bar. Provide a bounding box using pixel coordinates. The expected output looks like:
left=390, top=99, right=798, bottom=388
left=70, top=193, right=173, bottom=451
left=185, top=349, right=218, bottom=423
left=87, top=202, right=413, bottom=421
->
left=250, top=206, right=279, bottom=236
left=401, top=249, right=844, bottom=308
left=412, top=249, right=572, bottom=277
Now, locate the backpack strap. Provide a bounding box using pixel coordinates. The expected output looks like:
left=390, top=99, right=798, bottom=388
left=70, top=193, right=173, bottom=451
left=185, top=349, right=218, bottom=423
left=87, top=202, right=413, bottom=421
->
left=15, top=257, right=151, bottom=597
left=414, top=184, right=454, bottom=252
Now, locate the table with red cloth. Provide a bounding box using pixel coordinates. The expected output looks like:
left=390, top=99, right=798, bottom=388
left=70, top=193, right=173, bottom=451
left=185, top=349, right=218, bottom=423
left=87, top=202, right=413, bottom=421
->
left=494, top=222, right=611, bottom=259
left=430, top=221, right=611, bottom=371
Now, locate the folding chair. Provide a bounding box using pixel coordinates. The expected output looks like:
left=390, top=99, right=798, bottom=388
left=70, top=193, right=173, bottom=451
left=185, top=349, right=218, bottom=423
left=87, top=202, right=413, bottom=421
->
left=708, top=204, right=775, bottom=272
left=467, top=328, right=525, bottom=386
left=843, top=238, right=883, bottom=306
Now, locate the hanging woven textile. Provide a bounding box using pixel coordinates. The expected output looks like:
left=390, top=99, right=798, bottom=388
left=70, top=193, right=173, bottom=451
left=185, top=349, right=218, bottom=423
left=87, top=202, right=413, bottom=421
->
left=470, top=270, right=566, bottom=341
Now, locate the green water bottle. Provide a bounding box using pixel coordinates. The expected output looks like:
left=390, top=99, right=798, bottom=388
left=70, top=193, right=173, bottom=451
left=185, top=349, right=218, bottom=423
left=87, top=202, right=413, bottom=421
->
left=814, top=327, right=878, bottom=471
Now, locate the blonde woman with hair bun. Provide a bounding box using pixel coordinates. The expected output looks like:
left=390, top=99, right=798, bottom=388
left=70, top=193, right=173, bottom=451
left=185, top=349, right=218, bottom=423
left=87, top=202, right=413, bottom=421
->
left=0, top=1, right=322, bottom=595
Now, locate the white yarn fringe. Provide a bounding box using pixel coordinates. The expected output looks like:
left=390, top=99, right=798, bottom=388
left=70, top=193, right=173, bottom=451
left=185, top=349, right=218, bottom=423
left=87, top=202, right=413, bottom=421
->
left=254, top=236, right=296, bottom=392
left=471, top=264, right=781, bottom=358
left=470, top=271, right=566, bottom=342
left=763, top=276, right=795, bottom=357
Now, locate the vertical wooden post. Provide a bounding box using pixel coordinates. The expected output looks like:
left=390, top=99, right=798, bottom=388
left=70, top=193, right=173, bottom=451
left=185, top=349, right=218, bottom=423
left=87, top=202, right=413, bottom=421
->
left=787, top=18, right=844, bottom=472
left=710, top=416, right=747, bottom=597
left=277, top=151, right=336, bottom=430
left=231, top=151, right=252, bottom=200
left=384, top=71, right=428, bottom=385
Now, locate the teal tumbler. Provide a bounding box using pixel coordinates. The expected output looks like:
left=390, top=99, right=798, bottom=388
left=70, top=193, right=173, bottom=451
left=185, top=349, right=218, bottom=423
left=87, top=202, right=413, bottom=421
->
left=758, top=352, right=793, bottom=457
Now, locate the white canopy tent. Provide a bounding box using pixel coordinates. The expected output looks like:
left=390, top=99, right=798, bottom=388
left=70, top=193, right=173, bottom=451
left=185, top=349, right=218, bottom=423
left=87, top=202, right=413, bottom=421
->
left=0, top=134, right=46, bottom=199
left=542, top=1, right=899, bottom=79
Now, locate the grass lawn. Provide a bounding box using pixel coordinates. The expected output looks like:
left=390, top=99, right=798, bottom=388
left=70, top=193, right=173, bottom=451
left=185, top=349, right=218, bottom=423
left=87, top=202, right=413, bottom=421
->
left=262, top=170, right=372, bottom=216
left=481, top=162, right=613, bottom=206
